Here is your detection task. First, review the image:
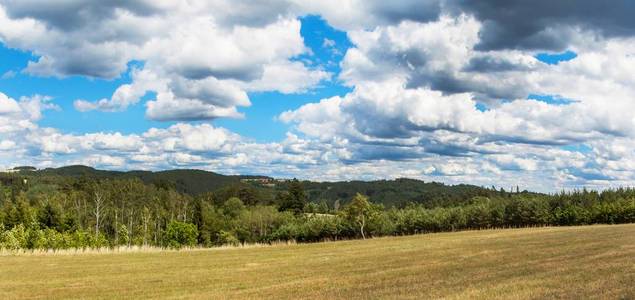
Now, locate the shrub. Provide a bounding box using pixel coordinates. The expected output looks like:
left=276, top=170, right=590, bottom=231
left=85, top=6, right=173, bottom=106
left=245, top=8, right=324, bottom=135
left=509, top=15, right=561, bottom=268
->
left=117, top=224, right=129, bottom=246
left=1, top=224, right=28, bottom=250
left=88, top=232, right=109, bottom=248
left=68, top=230, right=90, bottom=249
left=164, top=221, right=198, bottom=249
left=270, top=223, right=298, bottom=242
left=44, top=228, right=68, bottom=249
left=217, top=230, right=240, bottom=246
left=27, top=228, right=46, bottom=249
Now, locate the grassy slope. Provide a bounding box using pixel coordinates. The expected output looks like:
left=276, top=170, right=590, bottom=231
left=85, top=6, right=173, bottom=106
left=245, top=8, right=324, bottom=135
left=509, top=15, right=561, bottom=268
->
left=1, top=224, right=634, bottom=299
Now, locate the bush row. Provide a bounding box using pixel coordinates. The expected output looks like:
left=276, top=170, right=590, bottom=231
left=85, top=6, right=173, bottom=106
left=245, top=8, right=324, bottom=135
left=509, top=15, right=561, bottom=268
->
left=2, top=194, right=635, bottom=250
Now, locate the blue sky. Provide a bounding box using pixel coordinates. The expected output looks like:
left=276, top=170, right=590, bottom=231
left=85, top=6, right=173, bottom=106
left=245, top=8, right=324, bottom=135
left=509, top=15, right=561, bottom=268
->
left=215, top=16, right=353, bottom=142
left=0, top=48, right=161, bottom=134
left=1, top=1, right=635, bottom=192
left=0, top=15, right=351, bottom=141
left=534, top=51, right=577, bottom=65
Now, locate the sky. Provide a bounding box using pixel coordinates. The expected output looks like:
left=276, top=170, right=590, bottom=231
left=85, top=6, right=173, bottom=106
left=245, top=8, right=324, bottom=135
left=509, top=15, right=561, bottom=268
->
left=1, top=0, right=635, bottom=192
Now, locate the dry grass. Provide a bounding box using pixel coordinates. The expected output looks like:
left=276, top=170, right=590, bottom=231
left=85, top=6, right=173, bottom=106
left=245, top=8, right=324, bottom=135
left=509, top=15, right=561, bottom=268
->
left=1, top=224, right=634, bottom=299
left=0, top=241, right=295, bottom=257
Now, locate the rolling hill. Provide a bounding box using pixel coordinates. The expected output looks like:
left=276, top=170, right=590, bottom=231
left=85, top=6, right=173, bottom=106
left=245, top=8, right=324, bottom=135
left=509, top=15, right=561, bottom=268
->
left=35, top=165, right=257, bottom=195
left=16, top=165, right=522, bottom=207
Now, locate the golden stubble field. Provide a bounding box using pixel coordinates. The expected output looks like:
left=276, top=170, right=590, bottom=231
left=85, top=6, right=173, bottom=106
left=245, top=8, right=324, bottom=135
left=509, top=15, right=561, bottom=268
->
left=1, top=224, right=634, bottom=299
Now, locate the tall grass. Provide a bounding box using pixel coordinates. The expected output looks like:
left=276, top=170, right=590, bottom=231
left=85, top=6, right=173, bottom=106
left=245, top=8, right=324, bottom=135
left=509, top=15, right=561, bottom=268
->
left=0, top=240, right=298, bottom=256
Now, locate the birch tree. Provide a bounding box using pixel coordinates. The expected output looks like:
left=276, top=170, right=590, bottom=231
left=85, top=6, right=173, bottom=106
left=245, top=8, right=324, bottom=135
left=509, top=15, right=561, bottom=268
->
left=343, top=193, right=379, bottom=239
left=93, top=190, right=104, bottom=235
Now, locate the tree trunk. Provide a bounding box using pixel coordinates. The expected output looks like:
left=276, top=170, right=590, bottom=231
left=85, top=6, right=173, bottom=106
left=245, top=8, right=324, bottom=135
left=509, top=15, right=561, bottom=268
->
left=93, top=191, right=103, bottom=236
left=128, top=208, right=134, bottom=247
left=360, top=215, right=366, bottom=239
left=114, top=210, right=118, bottom=245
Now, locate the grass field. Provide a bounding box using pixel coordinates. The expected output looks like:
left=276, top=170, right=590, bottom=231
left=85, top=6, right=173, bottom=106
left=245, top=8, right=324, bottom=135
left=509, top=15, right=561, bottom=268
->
left=1, top=224, right=634, bottom=299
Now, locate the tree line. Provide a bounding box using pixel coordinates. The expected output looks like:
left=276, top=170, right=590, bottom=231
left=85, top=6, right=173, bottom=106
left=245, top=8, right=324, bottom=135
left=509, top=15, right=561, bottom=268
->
left=1, top=173, right=634, bottom=250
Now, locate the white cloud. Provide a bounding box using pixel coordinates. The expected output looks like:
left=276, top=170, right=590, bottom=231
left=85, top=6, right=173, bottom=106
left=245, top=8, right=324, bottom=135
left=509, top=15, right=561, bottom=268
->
left=0, top=139, right=15, bottom=150
left=0, top=93, right=56, bottom=134
left=145, top=94, right=244, bottom=121
left=322, top=38, right=335, bottom=48
left=277, top=13, right=635, bottom=190
left=0, top=92, right=21, bottom=114
left=245, top=61, right=331, bottom=94
left=296, top=0, right=441, bottom=31
left=0, top=3, right=328, bottom=120
left=2, top=2, right=635, bottom=192
left=74, top=68, right=165, bottom=112
left=1, top=70, right=15, bottom=79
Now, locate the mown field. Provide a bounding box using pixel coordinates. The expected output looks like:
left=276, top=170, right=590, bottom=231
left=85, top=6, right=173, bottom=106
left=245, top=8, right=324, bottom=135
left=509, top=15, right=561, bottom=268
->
left=1, top=224, right=634, bottom=299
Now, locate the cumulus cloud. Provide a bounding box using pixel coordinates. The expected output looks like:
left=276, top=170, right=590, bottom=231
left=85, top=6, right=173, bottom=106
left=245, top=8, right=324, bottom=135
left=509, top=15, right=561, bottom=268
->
left=447, top=0, right=635, bottom=51
left=0, top=1, right=328, bottom=120
left=0, top=92, right=21, bottom=114
left=298, top=0, right=442, bottom=31
left=279, top=8, right=635, bottom=189
left=3, top=1, right=635, bottom=191
left=0, top=93, right=627, bottom=191
left=0, top=97, right=343, bottom=180
left=281, top=80, right=617, bottom=149
left=0, top=93, right=57, bottom=133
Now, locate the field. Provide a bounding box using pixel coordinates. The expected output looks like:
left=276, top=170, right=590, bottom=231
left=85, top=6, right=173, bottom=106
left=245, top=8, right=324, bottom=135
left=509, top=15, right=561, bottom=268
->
left=1, top=224, right=634, bottom=299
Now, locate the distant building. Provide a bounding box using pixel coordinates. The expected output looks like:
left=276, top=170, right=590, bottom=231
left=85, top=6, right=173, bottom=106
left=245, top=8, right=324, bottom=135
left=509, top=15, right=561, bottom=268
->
left=240, top=177, right=291, bottom=186
left=241, top=178, right=274, bottom=184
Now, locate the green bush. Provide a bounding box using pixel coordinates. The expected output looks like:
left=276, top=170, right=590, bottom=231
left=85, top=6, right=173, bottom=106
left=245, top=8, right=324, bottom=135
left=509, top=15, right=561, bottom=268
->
left=164, top=221, right=198, bottom=249
left=68, top=230, right=91, bottom=249
left=117, top=224, right=129, bottom=246
left=27, top=229, right=46, bottom=249
left=1, top=224, right=28, bottom=250
left=88, top=232, right=109, bottom=248
left=270, top=223, right=299, bottom=242
left=217, top=230, right=240, bottom=246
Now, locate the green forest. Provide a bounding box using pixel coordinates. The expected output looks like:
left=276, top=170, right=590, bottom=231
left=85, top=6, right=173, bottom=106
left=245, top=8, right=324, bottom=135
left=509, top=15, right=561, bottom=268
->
left=1, top=166, right=634, bottom=250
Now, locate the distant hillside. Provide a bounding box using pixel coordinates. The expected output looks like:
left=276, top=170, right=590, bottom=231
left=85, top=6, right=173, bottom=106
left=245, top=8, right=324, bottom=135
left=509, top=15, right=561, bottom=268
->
left=276, top=178, right=521, bottom=208
left=31, top=165, right=528, bottom=207
left=37, top=165, right=249, bottom=195
left=39, top=165, right=123, bottom=178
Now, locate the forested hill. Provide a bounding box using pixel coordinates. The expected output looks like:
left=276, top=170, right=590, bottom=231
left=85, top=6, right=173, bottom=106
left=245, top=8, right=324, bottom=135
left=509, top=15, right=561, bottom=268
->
left=3, top=165, right=632, bottom=250
left=296, top=179, right=522, bottom=208
left=34, top=165, right=264, bottom=195
left=7, top=165, right=525, bottom=207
